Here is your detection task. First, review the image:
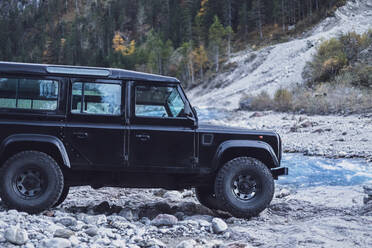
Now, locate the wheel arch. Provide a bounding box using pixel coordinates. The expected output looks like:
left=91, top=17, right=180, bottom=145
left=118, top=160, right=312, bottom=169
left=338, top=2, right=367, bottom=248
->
left=212, top=140, right=279, bottom=172
left=0, top=134, right=70, bottom=168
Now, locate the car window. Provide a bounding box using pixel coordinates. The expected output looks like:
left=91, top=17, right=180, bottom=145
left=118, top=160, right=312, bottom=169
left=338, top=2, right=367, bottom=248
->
left=135, top=85, right=186, bottom=118
left=71, top=82, right=121, bottom=116
left=0, top=77, right=58, bottom=110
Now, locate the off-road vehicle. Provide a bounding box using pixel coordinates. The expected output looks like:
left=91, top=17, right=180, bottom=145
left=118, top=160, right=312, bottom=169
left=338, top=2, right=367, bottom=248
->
left=0, top=62, right=287, bottom=218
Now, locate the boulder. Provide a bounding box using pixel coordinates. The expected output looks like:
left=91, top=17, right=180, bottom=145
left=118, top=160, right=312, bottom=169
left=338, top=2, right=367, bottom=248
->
left=151, top=214, right=178, bottom=227
left=4, top=226, right=28, bottom=245
left=211, top=218, right=228, bottom=234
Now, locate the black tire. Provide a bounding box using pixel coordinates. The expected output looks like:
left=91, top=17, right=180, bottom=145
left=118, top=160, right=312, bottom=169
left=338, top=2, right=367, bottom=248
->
left=0, top=151, right=64, bottom=214
left=215, top=157, right=274, bottom=218
left=53, top=186, right=69, bottom=207
left=195, top=186, right=222, bottom=210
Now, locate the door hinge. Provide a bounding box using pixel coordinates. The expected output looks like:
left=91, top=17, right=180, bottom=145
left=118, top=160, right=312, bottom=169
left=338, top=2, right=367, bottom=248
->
left=191, top=157, right=199, bottom=168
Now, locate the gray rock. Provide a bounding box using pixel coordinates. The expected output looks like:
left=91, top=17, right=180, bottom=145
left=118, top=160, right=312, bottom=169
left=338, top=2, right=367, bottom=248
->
left=119, top=208, right=134, bottom=220
left=83, top=214, right=106, bottom=225
left=151, top=214, right=178, bottom=227
left=41, top=238, right=71, bottom=248
left=69, top=236, right=80, bottom=247
left=85, top=226, right=98, bottom=237
left=4, top=226, right=28, bottom=245
left=163, top=191, right=183, bottom=201
left=112, top=239, right=127, bottom=248
left=211, top=218, right=228, bottom=234
left=141, top=238, right=166, bottom=248
left=94, top=237, right=111, bottom=246
left=57, top=217, right=77, bottom=227
left=176, top=239, right=197, bottom=248
left=54, top=228, right=75, bottom=239
left=363, top=184, right=372, bottom=196
left=276, top=188, right=290, bottom=198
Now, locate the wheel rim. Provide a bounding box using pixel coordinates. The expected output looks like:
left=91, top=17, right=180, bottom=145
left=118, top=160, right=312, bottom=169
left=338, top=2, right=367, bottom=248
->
left=13, top=167, right=46, bottom=198
left=231, top=174, right=257, bottom=201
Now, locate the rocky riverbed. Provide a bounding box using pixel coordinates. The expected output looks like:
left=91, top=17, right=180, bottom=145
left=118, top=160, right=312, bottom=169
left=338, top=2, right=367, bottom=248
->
left=199, top=109, right=372, bottom=162
left=0, top=184, right=371, bottom=248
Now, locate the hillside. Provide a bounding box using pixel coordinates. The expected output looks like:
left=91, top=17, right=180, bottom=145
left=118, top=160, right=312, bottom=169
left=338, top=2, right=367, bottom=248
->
left=0, top=0, right=348, bottom=87
left=188, top=0, right=372, bottom=110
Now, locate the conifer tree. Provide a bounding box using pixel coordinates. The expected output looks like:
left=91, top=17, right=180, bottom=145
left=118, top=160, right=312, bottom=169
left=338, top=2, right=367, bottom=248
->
left=192, top=45, right=208, bottom=81
left=251, top=0, right=265, bottom=39
left=208, top=15, right=225, bottom=72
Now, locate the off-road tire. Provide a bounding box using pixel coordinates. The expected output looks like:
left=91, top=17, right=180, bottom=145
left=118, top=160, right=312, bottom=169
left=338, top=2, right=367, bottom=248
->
left=0, top=151, right=64, bottom=214
left=215, top=157, right=274, bottom=218
left=53, top=186, right=70, bottom=207
left=195, top=186, right=222, bottom=210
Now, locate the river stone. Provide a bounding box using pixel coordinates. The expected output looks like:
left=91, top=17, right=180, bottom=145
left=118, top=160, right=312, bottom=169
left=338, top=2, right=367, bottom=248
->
left=163, top=191, right=183, bottom=201
left=211, top=218, right=228, bottom=234
left=363, top=184, right=372, bottom=196
left=176, top=239, right=197, bottom=248
left=151, top=214, right=178, bottom=226
left=276, top=188, right=290, bottom=198
left=57, top=217, right=77, bottom=227
left=41, top=238, right=71, bottom=248
left=112, top=239, right=127, bottom=247
left=119, top=208, right=134, bottom=220
left=4, top=226, right=28, bottom=245
left=84, top=214, right=107, bottom=225
left=54, top=228, right=75, bottom=239
left=85, top=226, right=98, bottom=237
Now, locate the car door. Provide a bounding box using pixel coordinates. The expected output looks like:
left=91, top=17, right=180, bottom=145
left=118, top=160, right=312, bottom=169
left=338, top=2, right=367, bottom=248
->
left=65, top=79, right=127, bottom=169
left=128, top=82, right=196, bottom=169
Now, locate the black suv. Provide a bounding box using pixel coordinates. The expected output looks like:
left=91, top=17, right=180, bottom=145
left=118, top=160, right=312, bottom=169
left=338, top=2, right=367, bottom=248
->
left=0, top=62, right=287, bottom=218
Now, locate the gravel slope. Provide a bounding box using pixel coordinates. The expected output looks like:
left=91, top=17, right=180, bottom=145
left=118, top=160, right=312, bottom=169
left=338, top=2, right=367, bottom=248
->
left=188, top=0, right=372, bottom=110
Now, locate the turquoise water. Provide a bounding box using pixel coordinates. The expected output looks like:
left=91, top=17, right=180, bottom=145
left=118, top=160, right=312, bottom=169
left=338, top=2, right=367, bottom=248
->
left=278, top=153, right=372, bottom=187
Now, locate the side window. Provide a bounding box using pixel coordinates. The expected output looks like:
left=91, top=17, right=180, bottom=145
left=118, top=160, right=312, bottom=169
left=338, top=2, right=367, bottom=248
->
left=135, top=85, right=186, bottom=118
left=0, top=77, right=58, bottom=110
left=71, top=82, right=121, bottom=116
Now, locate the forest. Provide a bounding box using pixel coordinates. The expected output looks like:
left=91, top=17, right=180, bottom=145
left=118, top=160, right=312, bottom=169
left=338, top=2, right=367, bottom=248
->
left=0, top=0, right=346, bottom=87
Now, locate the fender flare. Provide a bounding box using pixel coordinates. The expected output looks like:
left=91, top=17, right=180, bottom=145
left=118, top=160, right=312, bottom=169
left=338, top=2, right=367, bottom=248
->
left=0, top=134, right=71, bottom=168
left=212, top=140, right=279, bottom=171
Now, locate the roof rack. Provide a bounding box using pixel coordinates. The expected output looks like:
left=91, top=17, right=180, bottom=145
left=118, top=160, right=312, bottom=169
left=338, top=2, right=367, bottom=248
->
left=46, top=66, right=110, bottom=76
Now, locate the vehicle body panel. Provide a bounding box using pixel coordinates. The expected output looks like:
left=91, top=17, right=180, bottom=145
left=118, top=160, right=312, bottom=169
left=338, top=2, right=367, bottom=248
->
left=0, top=62, right=287, bottom=189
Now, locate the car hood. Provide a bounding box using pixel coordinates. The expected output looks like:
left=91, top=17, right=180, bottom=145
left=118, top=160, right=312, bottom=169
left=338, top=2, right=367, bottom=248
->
left=197, top=122, right=278, bottom=136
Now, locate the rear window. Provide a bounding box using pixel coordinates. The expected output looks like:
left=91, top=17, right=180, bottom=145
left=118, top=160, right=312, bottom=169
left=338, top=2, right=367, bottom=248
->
left=0, top=77, right=59, bottom=110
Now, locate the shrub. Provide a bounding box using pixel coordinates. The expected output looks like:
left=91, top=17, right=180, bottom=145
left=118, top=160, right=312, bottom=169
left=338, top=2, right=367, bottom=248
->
left=355, top=65, right=372, bottom=87
left=274, top=88, right=292, bottom=111
left=339, top=31, right=372, bottom=61
left=239, top=91, right=273, bottom=111
left=310, top=38, right=347, bottom=82
left=321, top=56, right=347, bottom=79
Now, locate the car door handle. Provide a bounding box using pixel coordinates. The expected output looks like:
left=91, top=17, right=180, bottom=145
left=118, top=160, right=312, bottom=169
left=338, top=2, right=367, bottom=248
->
left=73, top=132, right=89, bottom=139
left=136, top=134, right=150, bottom=141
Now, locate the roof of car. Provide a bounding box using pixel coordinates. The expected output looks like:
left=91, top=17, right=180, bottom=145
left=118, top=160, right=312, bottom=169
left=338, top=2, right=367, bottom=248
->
left=0, top=61, right=180, bottom=83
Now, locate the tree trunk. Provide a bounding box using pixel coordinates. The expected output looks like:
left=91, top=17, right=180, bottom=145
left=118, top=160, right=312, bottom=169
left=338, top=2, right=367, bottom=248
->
left=258, top=8, right=263, bottom=39
left=227, top=34, right=231, bottom=58
left=75, top=0, right=80, bottom=15
left=282, top=0, right=285, bottom=32
left=200, top=64, right=203, bottom=81
left=215, top=47, right=219, bottom=72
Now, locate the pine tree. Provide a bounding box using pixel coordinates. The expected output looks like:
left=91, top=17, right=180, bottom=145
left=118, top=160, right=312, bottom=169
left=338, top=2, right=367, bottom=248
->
left=192, top=44, right=208, bottom=81
left=251, top=0, right=265, bottom=39
left=208, top=16, right=225, bottom=72
left=239, top=1, right=249, bottom=38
